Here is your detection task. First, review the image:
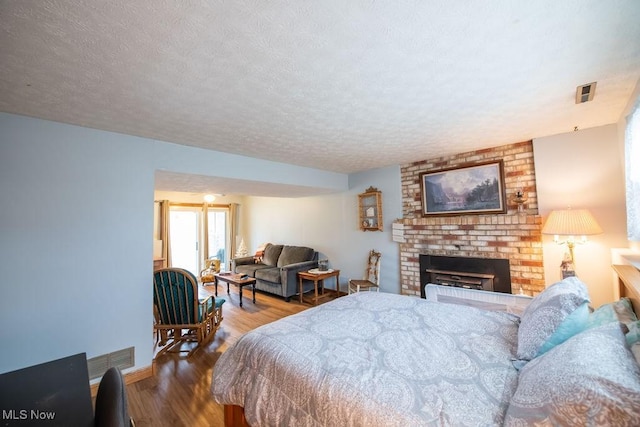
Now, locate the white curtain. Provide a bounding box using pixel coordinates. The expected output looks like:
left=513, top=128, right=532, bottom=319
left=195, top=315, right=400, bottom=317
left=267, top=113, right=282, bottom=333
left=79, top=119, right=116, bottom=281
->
left=229, top=203, right=239, bottom=269
left=626, top=100, right=640, bottom=241
left=202, top=203, right=209, bottom=267
left=160, top=200, right=172, bottom=267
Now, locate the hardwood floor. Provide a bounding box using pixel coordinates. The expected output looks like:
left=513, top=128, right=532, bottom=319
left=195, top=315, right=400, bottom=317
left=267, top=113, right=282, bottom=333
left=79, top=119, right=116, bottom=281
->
left=128, top=284, right=309, bottom=427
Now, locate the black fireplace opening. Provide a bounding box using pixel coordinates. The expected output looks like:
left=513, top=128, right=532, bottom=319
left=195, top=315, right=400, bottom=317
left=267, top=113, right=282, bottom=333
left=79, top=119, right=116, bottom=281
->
left=419, top=255, right=511, bottom=298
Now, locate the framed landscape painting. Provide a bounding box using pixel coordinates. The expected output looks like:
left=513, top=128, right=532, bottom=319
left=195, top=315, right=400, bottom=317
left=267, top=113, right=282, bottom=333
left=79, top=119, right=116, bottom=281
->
left=420, top=161, right=506, bottom=216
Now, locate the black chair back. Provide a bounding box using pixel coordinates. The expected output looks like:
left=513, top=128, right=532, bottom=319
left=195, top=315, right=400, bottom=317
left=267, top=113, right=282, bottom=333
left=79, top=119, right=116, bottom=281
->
left=94, top=367, right=133, bottom=427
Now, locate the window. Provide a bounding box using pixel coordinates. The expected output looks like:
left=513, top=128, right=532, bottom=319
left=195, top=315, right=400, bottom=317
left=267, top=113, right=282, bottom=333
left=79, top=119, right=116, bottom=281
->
left=626, top=100, right=640, bottom=241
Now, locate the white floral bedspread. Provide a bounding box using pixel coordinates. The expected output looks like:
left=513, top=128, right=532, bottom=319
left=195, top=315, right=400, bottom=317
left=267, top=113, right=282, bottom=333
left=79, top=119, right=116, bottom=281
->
left=211, top=292, right=520, bottom=426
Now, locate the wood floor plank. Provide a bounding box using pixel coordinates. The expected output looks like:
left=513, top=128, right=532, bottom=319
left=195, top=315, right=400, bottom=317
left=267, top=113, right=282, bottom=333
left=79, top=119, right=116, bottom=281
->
left=127, top=285, right=310, bottom=427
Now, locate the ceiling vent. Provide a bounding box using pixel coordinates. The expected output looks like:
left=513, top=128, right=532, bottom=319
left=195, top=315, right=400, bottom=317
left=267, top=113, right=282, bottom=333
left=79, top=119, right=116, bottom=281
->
left=576, top=82, right=596, bottom=104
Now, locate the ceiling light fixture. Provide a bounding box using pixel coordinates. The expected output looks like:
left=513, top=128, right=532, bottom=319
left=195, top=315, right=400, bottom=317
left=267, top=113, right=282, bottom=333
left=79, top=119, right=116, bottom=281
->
left=204, top=194, right=216, bottom=203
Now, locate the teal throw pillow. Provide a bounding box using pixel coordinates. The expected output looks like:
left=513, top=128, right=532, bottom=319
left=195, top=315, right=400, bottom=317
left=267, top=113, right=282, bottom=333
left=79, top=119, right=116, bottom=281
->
left=588, top=297, right=637, bottom=328
left=537, top=302, right=590, bottom=357
left=587, top=297, right=639, bottom=347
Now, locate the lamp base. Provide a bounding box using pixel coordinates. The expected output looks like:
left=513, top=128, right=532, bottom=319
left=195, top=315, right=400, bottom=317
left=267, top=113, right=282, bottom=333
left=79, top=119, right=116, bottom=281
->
left=560, top=251, right=576, bottom=279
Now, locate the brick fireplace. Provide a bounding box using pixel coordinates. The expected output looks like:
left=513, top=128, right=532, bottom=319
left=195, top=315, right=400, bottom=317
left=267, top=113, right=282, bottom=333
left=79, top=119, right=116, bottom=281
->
left=399, top=141, right=546, bottom=297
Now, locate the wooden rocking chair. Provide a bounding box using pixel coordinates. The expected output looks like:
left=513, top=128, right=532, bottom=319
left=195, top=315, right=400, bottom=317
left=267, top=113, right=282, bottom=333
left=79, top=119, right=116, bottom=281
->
left=348, top=249, right=382, bottom=293
left=153, top=268, right=225, bottom=358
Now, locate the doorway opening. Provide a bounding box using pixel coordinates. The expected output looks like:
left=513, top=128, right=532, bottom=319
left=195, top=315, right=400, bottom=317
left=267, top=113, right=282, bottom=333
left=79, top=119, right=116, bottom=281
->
left=168, top=204, right=229, bottom=275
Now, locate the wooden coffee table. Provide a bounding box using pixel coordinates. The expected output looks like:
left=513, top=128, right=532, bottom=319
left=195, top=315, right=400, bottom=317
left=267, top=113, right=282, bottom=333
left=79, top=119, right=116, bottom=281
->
left=213, top=273, right=256, bottom=308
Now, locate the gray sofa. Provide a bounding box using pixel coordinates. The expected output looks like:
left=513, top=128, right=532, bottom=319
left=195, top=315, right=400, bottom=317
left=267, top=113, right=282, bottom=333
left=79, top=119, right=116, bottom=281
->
left=232, top=243, right=318, bottom=301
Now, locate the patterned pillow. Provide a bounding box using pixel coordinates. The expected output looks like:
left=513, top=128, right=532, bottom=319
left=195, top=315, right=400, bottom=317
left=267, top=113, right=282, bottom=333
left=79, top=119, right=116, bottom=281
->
left=536, top=303, right=590, bottom=355
left=505, top=322, right=640, bottom=426
left=516, top=276, right=590, bottom=361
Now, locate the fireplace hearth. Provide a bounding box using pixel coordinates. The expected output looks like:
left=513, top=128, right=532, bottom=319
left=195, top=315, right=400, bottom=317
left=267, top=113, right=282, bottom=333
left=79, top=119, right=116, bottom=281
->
left=419, top=255, right=511, bottom=298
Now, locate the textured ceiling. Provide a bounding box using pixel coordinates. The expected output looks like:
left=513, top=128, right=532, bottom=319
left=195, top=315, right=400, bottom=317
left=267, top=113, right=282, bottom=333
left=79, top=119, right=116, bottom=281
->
left=1, top=1, right=640, bottom=194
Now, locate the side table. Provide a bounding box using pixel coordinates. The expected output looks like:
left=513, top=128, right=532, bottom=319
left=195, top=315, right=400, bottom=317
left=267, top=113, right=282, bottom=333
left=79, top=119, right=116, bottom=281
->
left=298, top=269, right=340, bottom=306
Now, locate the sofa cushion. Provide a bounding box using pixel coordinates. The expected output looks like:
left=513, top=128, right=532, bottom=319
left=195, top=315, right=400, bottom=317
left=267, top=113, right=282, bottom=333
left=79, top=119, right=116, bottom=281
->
left=255, top=267, right=281, bottom=284
left=277, top=245, right=315, bottom=267
left=235, top=263, right=271, bottom=277
left=262, top=244, right=283, bottom=267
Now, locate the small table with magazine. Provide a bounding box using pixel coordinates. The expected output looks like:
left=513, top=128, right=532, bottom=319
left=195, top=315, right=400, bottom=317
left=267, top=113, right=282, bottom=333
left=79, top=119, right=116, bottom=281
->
left=213, top=272, right=256, bottom=308
left=297, top=268, right=341, bottom=306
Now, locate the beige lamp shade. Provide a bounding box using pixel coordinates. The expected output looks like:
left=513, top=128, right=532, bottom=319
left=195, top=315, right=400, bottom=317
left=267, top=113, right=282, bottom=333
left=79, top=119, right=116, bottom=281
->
left=542, top=208, right=602, bottom=266
left=541, top=209, right=603, bottom=236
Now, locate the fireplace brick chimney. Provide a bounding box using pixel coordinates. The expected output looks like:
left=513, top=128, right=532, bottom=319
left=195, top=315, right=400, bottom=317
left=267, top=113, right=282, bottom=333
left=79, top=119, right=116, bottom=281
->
left=399, top=141, right=545, bottom=297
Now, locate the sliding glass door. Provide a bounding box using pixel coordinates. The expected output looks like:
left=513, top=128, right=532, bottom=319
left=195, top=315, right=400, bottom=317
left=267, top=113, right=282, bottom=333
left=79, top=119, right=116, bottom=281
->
left=207, top=209, right=227, bottom=266
left=168, top=205, right=229, bottom=275
left=169, top=208, right=200, bottom=274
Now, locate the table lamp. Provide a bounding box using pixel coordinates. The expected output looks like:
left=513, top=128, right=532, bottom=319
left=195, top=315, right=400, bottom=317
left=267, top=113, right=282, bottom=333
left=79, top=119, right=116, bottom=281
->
left=541, top=208, right=603, bottom=265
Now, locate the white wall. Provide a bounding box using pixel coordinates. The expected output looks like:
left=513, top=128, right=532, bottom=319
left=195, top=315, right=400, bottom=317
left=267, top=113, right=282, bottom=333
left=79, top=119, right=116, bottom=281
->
left=533, top=124, right=628, bottom=307
left=153, top=142, right=347, bottom=191
left=0, top=112, right=348, bottom=374
left=242, top=166, right=403, bottom=293
left=0, top=113, right=156, bottom=373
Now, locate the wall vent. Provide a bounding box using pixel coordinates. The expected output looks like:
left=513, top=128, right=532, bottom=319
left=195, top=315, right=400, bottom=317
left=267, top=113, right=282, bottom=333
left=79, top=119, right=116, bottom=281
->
left=87, top=347, right=135, bottom=380
left=576, top=82, right=596, bottom=104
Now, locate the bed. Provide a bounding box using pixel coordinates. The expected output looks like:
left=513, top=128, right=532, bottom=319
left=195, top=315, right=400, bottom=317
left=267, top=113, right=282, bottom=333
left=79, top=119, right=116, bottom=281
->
left=211, top=266, right=640, bottom=426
